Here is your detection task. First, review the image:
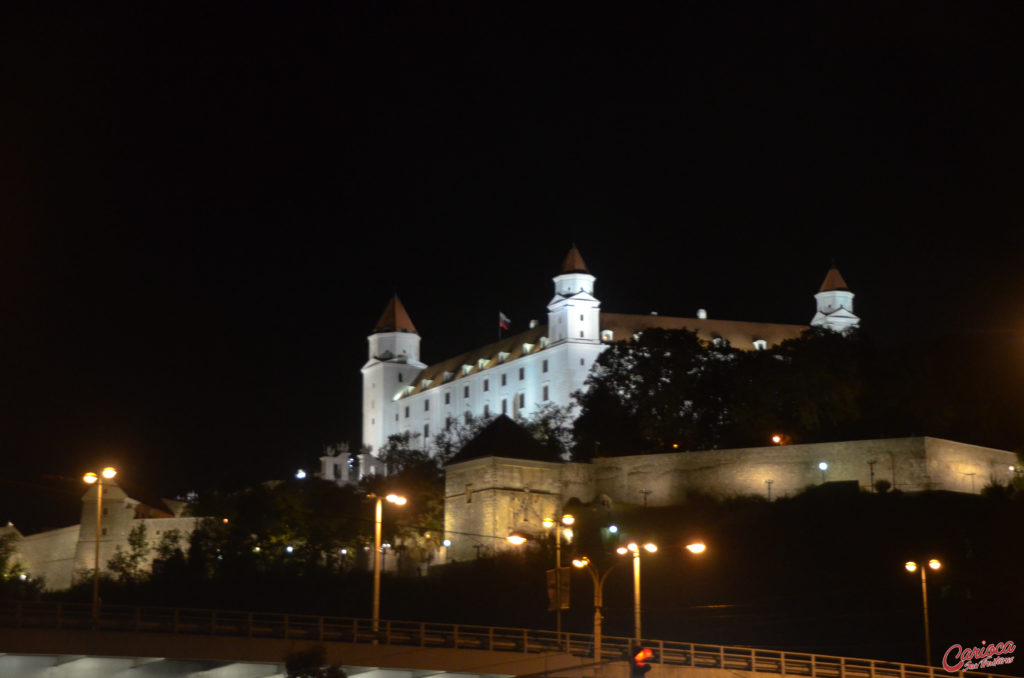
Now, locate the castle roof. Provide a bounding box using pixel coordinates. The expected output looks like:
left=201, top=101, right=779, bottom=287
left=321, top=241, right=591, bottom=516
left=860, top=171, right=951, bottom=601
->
left=374, top=295, right=417, bottom=334
left=446, top=415, right=559, bottom=465
left=560, top=245, right=590, bottom=274
left=818, top=267, right=849, bottom=292
left=394, top=312, right=807, bottom=400
left=600, top=313, right=807, bottom=350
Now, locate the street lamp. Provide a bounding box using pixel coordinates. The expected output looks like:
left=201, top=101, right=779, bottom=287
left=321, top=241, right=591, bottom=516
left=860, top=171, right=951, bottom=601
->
left=508, top=513, right=575, bottom=644
left=617, top=540, right=705, bottom=641
left=82, top=466, right=117, bottom=624
left=543, top=514, right=575, bottom=643
left=905, top=558, right=942, bottom=665
left=818, top=461, right=828, bottom=483
left=572, top=556, right=618, bottom=662
left=369, top=492, right=406, bottom=635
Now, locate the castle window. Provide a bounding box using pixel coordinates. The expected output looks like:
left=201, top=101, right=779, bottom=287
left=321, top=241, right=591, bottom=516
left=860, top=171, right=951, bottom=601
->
left=580, top=358, right=585, bottom=366
left=753, top=339, right=768, bottom=351
left=424, top=400, right=430, bottom=411
left=502, top=398, right=507, bottom=414
left=601, top=330, right=613, bottom=342
left=498, top=351, right=510, bottom=363
left=102, top=528, right=107, bottom=536
left=522, top=343, right=534, bottom=353
left=464, top=411, right=472, bottom=423
left=501, top=373, right=507, bottom=386
left=443, top=371, right=454, bottom=382
left=398, top=374, right=403, bottom=383
left=519, top=367, right=525, bottom=380
left=484, top=404, right=490, bottom=417
left=542, top=359, right=549, bottom=373
left=477, top=358, right=489, bottom=370
left=580, top=331, right=584, bottom=338
left=445, top=392, right=451, bottom=405
left=484, top=379, right=489, bottom=392
left=462, top=364, right=473, bottom=375
left=518, top=393, right=525, bottom=408
left=424, top=424, right=430, bottom=438
left=395, top=413, right=399, bottom=422
left=580, top=314, right=584, bottom=321
left=542, top=385, right=549, bottom=401
left=404, top=406, right=409, bottom=418
left=464, top=385, right=470, bottom=398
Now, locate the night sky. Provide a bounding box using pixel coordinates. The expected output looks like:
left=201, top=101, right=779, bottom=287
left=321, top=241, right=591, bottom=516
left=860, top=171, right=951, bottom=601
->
left=3, top=2, right=1024, bottom=499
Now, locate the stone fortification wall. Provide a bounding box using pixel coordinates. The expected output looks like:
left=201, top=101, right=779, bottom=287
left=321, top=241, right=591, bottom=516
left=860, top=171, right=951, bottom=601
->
left=8, top=525, right=79, bottom=589
left=924, top=438, right=1018, bottom=493
left=443, top=438, right=1019, bottom=559
left=444, top=456, right=568, bottom=561
left=592, top=438, right=927, bottom=504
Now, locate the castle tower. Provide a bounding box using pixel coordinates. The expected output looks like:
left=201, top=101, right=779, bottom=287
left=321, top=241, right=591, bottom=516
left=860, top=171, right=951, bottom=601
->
left=544, top=246, right=604, bottom=416
left=73, top=482, right=133, bottom=581
left=362, top=295, right=426, bottom=454
left=547, top=245, right=600, bottom=344
left=811, top=265, right=860, bottom=332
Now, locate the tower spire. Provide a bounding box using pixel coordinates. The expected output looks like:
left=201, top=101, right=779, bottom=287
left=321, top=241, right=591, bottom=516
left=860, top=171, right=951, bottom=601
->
left=373, top=295, right=417, bottom=334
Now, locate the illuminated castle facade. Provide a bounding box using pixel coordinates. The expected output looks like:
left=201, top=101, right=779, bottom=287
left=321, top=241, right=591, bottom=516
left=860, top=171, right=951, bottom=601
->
left=322, top=247, right=859, bottom=478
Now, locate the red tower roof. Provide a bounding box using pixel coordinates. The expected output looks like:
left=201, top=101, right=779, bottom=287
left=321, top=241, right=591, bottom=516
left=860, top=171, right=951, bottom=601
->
left=560, top=245, right=590, bottom=274
left=374, top=295, right=417, bottom=333
left=818, top=267, right=849, bottom=292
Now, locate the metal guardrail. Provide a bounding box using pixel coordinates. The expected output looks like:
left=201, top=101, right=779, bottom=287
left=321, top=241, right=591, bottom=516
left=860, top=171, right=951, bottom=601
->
left=0, top=602, right=996, bottom=678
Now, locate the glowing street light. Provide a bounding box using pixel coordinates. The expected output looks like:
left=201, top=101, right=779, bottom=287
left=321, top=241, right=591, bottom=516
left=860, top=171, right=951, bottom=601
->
left=905, top=558, right=942, bottom=665
left=369, top=492, right=407, bottom=635
left=818, top=461, right=828, bottom=483
left=510, top=513, right=575, bottom=645
left=82, top=466, right=117, bottom=624
left=572, top=555, right=618, bottom=662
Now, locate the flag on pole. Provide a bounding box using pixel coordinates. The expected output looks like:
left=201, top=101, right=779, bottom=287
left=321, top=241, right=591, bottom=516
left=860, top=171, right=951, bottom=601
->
left=499, top=312, right=511, bottom=330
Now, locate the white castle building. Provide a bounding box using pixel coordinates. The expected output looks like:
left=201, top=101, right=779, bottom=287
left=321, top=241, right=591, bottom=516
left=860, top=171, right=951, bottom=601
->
left=322, top=247, right=859, bottom=479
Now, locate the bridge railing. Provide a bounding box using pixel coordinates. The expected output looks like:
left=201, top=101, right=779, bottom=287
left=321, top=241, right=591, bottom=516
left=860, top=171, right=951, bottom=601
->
left=0, top=602, right=989, bottom=678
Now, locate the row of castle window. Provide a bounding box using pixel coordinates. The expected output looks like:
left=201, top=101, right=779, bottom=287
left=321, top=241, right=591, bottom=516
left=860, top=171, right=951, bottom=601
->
left=399, top=359, right=548, bottom=386
left=399, top=386, right=550, bottom=435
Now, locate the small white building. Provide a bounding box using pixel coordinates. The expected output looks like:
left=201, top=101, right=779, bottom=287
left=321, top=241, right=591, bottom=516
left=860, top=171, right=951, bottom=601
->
left=322, top=247, right=859, bottom=479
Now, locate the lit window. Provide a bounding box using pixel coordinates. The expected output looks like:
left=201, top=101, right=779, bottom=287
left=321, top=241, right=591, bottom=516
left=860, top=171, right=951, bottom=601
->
left=601, top=330, right=613, bottom=342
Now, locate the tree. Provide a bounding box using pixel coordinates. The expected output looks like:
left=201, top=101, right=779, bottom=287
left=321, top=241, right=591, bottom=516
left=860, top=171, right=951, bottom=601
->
left=107, top=523, right=150, bottom=584
left=518, top=402, right=575, bottom=460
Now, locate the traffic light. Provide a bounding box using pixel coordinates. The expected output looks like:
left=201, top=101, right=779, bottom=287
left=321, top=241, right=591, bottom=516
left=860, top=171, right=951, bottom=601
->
left=630, top=645, right=653, bottom=678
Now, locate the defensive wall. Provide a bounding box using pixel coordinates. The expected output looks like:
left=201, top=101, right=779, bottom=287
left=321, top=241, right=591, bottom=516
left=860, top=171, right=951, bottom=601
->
left=444, top=437, right=1018, bottom=562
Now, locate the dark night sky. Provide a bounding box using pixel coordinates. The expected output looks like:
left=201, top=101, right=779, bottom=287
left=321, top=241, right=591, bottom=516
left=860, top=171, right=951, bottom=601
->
left=3, top=2, right=1024, bottom=499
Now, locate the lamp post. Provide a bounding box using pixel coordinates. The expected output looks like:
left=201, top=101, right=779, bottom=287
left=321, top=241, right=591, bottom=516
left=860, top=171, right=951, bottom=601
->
left=905, top=558, right=941, bottom=665
left=544, top=514, right=574, bottom=643
left=508, top=513, right=575, bottom=646
left=370, top=492, right=406, bottom=635
left=82, top=466, right=117, bottom=624
left=818, top=461, right=829, bottom=483
left=572, top=556, right=617, bottom=662
left=617, top=540, right=706, bottom=642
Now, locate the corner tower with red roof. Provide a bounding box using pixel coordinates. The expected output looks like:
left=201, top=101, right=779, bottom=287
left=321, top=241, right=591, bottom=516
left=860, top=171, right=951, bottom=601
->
left=361, top=295, right=427, bottom=458
left=810, top=265, right=860, bottom=333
